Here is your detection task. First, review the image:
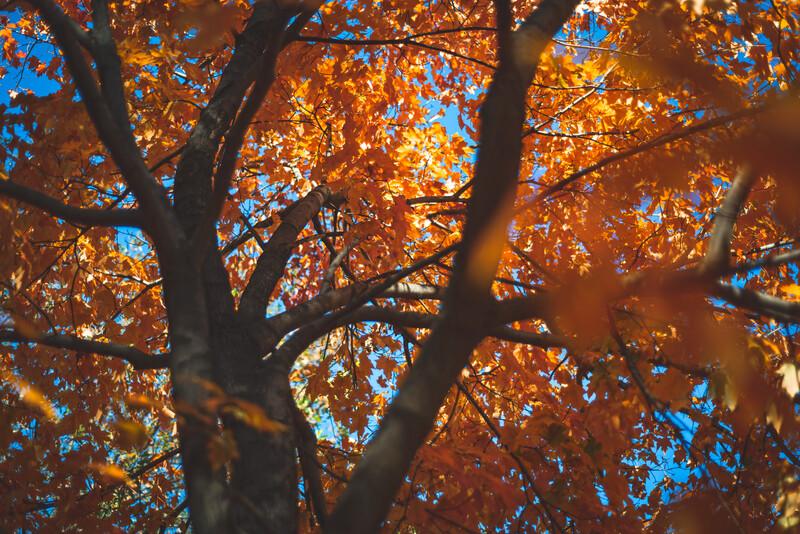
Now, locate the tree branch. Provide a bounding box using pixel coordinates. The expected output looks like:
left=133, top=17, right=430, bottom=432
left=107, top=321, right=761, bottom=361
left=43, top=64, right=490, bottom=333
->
left=172, top=1, right=288, bottom=237
left=261, top=304, right=565, bottom=379
left=296, top=33, right=497, bottom=70
left=26, top=0, right=177, bottom=247
left=0, top=329, right=169, bottom=370
left=730, top=247, right=800, bottom=275
left=252, top=246, right=458, bottom=361
left=538, top=105, right=765, bottom=199
left=0, top=179, right=142, bottom=227
left=291, top=398, right=328, bottom=527
left=194, top=6, right=310, bottom=255
left=319, top=238, right=360, bottom=294
left=701, top=167, right=757, bottom=274
left=90, top=0, right=131, bottom=132
left=713, top=283, right=800, bottom=323
left=239, top=186, right=337, bottom=318
left=252, top=280, right=444, bottom=357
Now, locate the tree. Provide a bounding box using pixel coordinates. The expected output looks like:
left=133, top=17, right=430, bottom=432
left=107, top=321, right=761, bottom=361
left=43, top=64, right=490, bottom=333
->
left=1, top=0, right=799, bottom=530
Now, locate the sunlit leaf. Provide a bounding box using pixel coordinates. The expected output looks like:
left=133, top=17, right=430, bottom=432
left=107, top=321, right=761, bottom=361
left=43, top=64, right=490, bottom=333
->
left=779, top=363, right=800, bottom=397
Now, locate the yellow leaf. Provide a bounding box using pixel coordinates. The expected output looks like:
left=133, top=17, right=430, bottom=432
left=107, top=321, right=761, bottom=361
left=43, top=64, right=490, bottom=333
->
left=611, top=414, right=621, bottom=430
left=465, top=199, right=513, bottom=288
left=767, top=403, right=783, bottom=434
left=125, top=394, right=159, bottom=410
left=723, top=378, right=738, bottom=411
left=441, top=229, right=461, bottom=248
left=20, top=386, right=57, bottom=421
left=782, top=285, right=800, bottom=302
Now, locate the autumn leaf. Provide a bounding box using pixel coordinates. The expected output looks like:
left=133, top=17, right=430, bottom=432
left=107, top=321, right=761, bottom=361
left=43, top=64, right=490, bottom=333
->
left=781, top=285, right=800, bottom=302
left=18, top=386, right=57, bottom=421
left=778, top=362, right=800, bottom=398
left=113, top=419, right=150, bottom=450
left=651, top=369, right=693, bottom=410
left=220, top=398, right=288, bottom=434
left=89, top=462, right=135, bottom=489
left=174, top=0, right=240, bottom=52
left=766, top=403, right=783, bottom=434
left=208, top=430, right=239, bottom=472
left=125, top=394, right=160, bottom=410
left=2, top=0, right=800, bottom=531
left=0, top=369, right=56, bottom=421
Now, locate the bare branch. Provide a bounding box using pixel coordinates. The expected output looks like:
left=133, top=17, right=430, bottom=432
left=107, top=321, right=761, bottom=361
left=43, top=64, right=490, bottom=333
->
left=221, top=214, right=278, bottom=254
left=730, top=247, right=800, bottom=275
left=320, top=238, right=360, bottom=294
left=406, top=195, right=468, bottom=206
left=296, top=32, right=498, bottom=70
left=255, top=245, right=458, bottom=360
left=255, top=282, right=444, bottom=354
left=262, top=305, right=565, bottom=379
left=380, top=283, right=445, bottom=300
left=491, top=325, right=565, bottom=348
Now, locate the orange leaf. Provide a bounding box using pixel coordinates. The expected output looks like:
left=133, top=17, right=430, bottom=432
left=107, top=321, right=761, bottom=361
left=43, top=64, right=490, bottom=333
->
left=113, top=419, right=150, bottom=450
left=220, top=398, right=288, bottom=434
left=0, top=369, right=57, bottom=421
left=89, top=462, right=135, bottom=488
left=208, top=430, right=239, bottom=471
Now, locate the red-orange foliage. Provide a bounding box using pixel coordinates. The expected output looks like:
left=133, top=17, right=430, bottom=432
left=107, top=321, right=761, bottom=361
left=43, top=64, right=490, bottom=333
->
left=1, top=0, right=799, bottom=532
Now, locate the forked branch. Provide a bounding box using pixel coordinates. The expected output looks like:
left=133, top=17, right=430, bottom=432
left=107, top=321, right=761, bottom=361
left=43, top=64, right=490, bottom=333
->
left=26, top=0, right=176, bottom=247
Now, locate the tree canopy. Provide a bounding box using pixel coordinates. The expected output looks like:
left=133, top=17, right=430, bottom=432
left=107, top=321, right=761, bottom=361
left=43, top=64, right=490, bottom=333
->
left=1, top=0, right=799, bottom=531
